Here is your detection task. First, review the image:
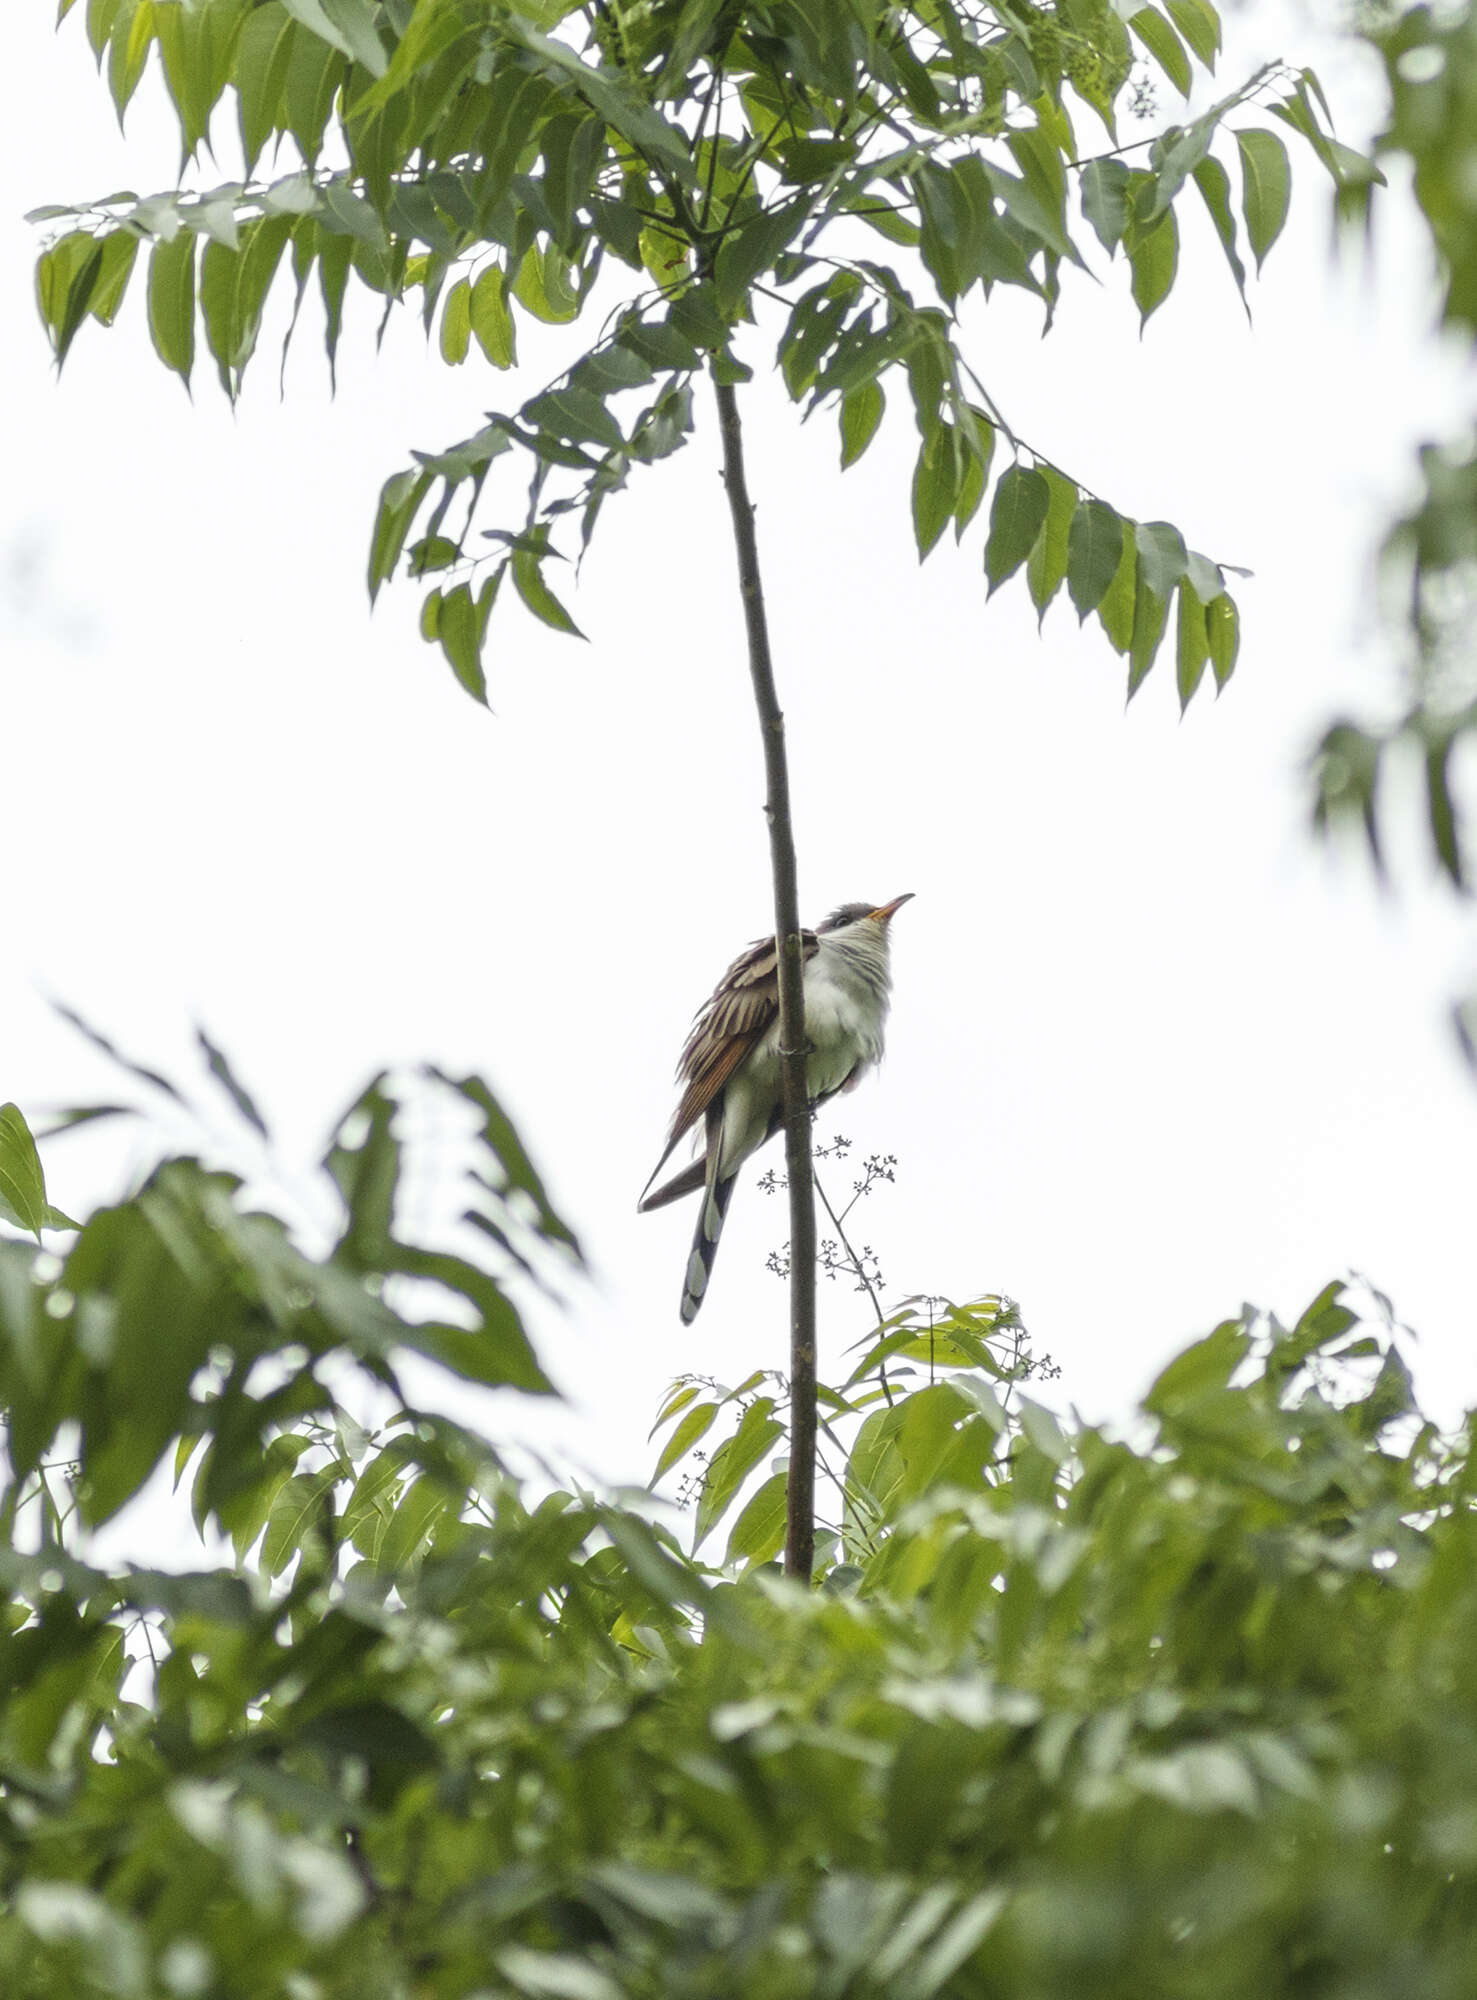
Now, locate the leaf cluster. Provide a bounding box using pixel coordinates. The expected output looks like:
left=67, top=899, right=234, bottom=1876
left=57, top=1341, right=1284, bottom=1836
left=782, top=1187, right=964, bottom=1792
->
left=33, top=0, right=1369, bottom=704
left=3, top=1069, right=1475, bottom=1996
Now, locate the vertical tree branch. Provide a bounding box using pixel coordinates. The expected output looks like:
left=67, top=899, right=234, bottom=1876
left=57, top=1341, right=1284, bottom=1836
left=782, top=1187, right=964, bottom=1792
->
left=712, top=366, right=817, bottom=1585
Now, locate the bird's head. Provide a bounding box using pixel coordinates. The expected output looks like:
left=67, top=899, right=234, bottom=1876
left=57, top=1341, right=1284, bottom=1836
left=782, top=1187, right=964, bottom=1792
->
left=817, top=893, right=915, bottom=933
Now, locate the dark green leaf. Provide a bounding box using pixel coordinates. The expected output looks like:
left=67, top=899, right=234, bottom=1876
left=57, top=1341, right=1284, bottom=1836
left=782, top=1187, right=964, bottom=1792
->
left=984, top=465, right=1051, bottom=595
left=1080, top=156, right=1131, bottom=256
left=512, top=553, right=585, bottom=637
left=1027, top=466, right=1077, bottom=624
left=196, top=1031, right=269, bottom=1139
left=436, top=581, right=487, bottom=703
left=1067, top=499, right=1124, bottom=621
left=840, top=379, right=884, bottom=469
left=1192, top=156, right=1248, bottom=313
left=368, top=467, right=431, bottom=601
left=1097, top=526, right=1138, bottom=652
left=912, top=426, right=958, bottom=561
left=1166, top=0, right=1221, bottom=65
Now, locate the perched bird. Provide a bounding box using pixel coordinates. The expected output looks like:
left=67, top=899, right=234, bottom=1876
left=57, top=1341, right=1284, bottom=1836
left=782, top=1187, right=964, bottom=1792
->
left=640, top=894, right=914, bottom=1323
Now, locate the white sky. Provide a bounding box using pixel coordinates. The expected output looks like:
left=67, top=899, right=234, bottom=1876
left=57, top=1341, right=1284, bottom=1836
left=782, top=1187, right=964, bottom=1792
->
left=3, top=2, right=1474, bottom=1519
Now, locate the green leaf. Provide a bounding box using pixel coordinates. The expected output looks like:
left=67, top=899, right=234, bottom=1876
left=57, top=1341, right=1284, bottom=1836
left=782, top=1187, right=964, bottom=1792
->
left=512, top=552, right=585, bottom=638
left=236, top=2, right=298, bottom=174
left=1130, top=7, right=1193, bottom=95
left=1235, top=128, right=1291, bottom=271
left=196, top=1030, right=269, bottom=1138
left=436, top=581, right=488, bottom=704
left=1129, top=207, right=1178, bottom=327
left=1066, top=499, right=1124, bottom=621
left=1192, top=156, right=1248, bottom=312
left=725, top=1472, right=787, bottom=1568
left=1166, top=0, right=1220, bottom=65
left=1135, top=519, right=1188, bottom=600
left=1128, top=574, right=1171, bottom=698
left=279, top=0, right=386, bottom=75
left=526, top=385, right=624, bottom=452
left=513, top=242, right=581, bottom=324
left=694, top=1399, right=783, bottom=1550
left=1080, top=156, right=1131, bottom=256
left=368, top=467, right=431, bottom=601
left=439, top=278, right=471, bottom=364
left=653, top=1402, right=718, bottom=1483
left=146, top=230, right=196, bottom=382
left=912, top=425, right=958, bottom=561
left=1175, top=581, right=1209, bottom=709
left=0, top=1106, right=50, bottom=1238
left=1027, top=466, right=1077, bottom=624
left=108, top=0, right=156, bottom=119
left=984, top=465, right=1051, bottom=595
left=840, top=379, right=884, bottom=469
left=1097, top=526, right=1138, bottom=652
left=36, top=233, right=103, bottom=366
left=470, top=265, right=516, bottom=368
left=1206, top=591, right=1239, bottom=688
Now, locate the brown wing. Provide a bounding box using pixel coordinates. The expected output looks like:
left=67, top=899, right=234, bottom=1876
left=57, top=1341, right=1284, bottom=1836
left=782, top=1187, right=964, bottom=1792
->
left=639, top=927, right=817, bottom=1202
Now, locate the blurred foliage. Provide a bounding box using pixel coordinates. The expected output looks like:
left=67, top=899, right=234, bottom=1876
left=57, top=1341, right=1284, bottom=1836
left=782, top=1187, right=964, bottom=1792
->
left=3, top=1083, right=1476, bottom=1997
left=32, top=0, right=1368, bottom=708
left=1312, top=0, right=1477, bottom=943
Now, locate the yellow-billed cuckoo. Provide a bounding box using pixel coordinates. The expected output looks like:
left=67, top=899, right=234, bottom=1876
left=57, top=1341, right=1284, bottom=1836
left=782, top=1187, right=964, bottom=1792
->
left=639, top=894, right=914, bottom=1323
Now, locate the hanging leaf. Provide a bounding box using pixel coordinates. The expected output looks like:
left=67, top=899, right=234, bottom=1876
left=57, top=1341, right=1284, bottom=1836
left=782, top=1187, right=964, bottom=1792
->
left=984, top=465, right=1051, bottom=595
left=1235, top=128, right=1291, bottom=271
left=1066, top=499, right=1125, bottom=621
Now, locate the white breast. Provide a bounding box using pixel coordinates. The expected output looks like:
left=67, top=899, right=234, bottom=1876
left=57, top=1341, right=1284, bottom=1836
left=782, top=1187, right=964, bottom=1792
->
left=714, top=933, right=891, bottom=1178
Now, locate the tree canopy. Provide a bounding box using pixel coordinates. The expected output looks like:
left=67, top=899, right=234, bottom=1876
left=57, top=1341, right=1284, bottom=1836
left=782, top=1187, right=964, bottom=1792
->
left=33, top=0, right=1371, bottom=706
left=1, top=1076, right=1474, bottom=1996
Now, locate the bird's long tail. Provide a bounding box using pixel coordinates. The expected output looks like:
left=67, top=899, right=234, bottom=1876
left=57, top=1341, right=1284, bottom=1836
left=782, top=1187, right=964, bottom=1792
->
left=680, top=1164, right=737, bottom=1325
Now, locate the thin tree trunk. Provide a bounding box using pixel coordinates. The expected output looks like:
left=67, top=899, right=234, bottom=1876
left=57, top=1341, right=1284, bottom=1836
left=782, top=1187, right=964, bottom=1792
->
left=712, top=367, right=817, bottom=1585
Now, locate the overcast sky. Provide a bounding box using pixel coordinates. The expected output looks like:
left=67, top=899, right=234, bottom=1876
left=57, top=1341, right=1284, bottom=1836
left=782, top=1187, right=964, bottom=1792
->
left=3, top=1, right=1473, bottom=1519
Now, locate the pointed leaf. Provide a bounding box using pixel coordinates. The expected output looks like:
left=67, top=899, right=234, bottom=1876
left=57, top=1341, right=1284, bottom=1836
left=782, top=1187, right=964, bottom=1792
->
left=1235, top=128, right=1291, bottom=271
left=840, top=379, right=884, bottom=468
left=1206, top=591, right=1239, bottom=688
left=1166, top=0, right=1220, bottom=64
left=1027, top=467, right=1077, bottom=624
left=1175, top=581, right=1209, bottom=709
left=512, top=553, right=585, bottom=638
left=1097, top=526, right=1138, bottom=652
left=653, top=1402, right=719, bottom=1483
left=1130, top=7, right=1193, bottom=95
left=1129, top=207, right=1178, bottom=326
left=1080, top=156, right=1131, bottom=256
left=1192, top=156, right=1248, bottom=311
left=1067, top=499, right=1124, bottom=621
left=1128, top=575, right=1170, bottom=698
left=147, top=230, right=196, bottom=381
left=725, top=1472, right=788, bottom=1567
left=984, top=465, right=1050, bottom=595
left=196, top=1030, right=269, bottom=1138
left=0, top=1106, right=49, bottom=1238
